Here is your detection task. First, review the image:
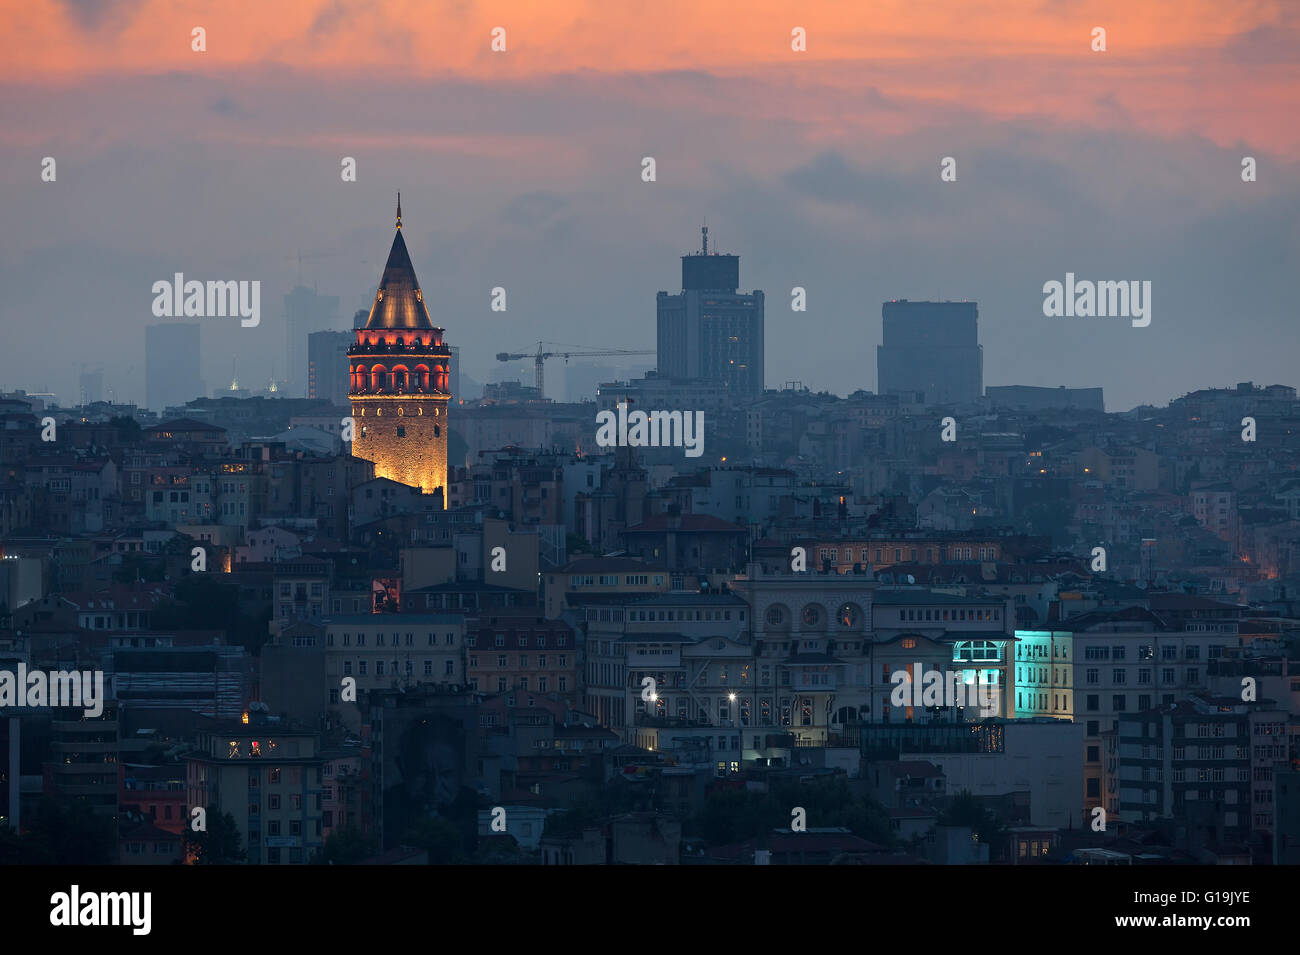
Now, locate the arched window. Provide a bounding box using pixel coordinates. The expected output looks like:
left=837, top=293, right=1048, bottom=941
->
left=370, top=364, right=388, bottom=391
left=954, top=640, right=1000, bottom=663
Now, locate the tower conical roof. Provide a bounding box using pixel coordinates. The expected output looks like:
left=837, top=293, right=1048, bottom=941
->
left=364, top=196, right=434, bottom=330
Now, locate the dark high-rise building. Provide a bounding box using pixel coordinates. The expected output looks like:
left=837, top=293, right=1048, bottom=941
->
left=284, top=286, right=341, bottom=397
left=877, top=300, right=982, bottom=406
left=145, top=323, right=202, bottom=410
left=78, top=367, right=103, bottom=405
left=307, top=330, right=352, bottom=406
left=985, top=385, right=1104, bottom=412
left=656, top=226, right=764, bottom=399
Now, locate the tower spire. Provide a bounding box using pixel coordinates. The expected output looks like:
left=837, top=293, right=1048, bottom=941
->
left=396, top=192, right=402, bottom=230
left=701, top=219, right=708, bottom=255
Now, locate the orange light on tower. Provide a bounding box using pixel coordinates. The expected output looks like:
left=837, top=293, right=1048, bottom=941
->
left=348, top=195, right=452, bottom=502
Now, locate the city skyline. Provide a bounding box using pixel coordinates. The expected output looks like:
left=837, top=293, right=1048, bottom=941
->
left=3, top=2, right=1298, bottom=410
left=4, top=1, right=1300, bottom=889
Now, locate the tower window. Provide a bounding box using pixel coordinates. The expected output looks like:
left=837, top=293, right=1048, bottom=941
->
left=397, top=426, right=405, bottom=438
left=434, top=425, right=440, bottom=437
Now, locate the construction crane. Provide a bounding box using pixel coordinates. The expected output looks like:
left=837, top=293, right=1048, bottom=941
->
left=495, top=341, right=655, bottom=400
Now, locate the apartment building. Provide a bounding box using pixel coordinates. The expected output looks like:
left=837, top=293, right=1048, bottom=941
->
left=465, top=615, right=578, bottom=703
left=185, top=720, right=324, bottom=865
left=1114, top=696, right=1288, bottom=846
left=322, top=613, right=465, bottom=729
left=1067, top=605, right=1241, bottom=811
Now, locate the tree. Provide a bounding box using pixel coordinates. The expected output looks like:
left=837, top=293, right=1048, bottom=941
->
left=109, top=416, right=142, bottom=443
left=565, top=533, right=593, bottom=556
left=475, top=833, right=524, bottom=864
left=184, top=809, right=246, bottom=865
left=402, top=815, right=469, bottom=865
left=542, top=799, right=602, bottom=840
left=113, top=552, right=166, bottom=584
left=152, top=574, right=270, bottom=655
left=1020, top=499, right=1074, bottom=549
left=0, top=798, right=118, bottom=865
left=939, top=790, right=1006, bottom=856
left=0, top=823, right=47, bottom=864
left=311, top=824, right=376, bottom=865
left=689, top=777, right=898, bottom=849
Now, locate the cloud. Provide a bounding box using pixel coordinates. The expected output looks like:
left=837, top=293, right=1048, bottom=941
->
left=0, top=5, right=1297, bottom=411
left=52, top=0, right=143, bottom=32
left=210, top=96, right=251, bottom=118
left=1222, top=23, right=1300, bottom=65
left=501, top=192, right=570, bottom=227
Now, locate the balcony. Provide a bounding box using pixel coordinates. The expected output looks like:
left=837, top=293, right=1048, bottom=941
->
left=51, top=720, right=117, bottom=733
left=789, top=678, right=837, bottom=693
left=633, top=714, right=711, bottom=729
left=795, top=735, right=855, bottom=748
left=52, top=740, right=115, bottom=754
left=55, top=784, right=115, bottom=796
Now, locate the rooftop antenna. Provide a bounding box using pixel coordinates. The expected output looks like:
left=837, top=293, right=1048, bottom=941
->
left=702, top=219, right=708, bottom=256
left=396, top=192, right=402, bottom=230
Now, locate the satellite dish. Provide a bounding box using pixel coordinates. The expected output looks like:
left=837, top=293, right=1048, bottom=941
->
left=906, top=574, right=915, bottom=584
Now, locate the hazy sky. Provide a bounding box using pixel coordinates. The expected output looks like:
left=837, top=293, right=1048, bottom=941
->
left=2, top=0, right=1298, bottom=411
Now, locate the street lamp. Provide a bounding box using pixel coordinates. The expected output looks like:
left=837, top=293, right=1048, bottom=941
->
left=728, top=693, right=738, bottom=775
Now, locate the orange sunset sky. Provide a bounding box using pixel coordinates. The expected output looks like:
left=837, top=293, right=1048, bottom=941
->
left=1, top=0, right=1297, bottom=409
left=5, top=0, right=1297, bottom=153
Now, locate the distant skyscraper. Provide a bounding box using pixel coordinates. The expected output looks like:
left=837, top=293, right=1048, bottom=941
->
left=877, top=300, right=982, bottom=405
left=78, top=367, right=103, bottom=405
left=985, top=385, right=1103, bottom=412
left=284, top=286, right=341, bottom=397
left=145, top=323, right=202, bottom=410
left=448, top=346, right=461, bottom=401
left=656, top=226, right=764, bottom=399
left=307, top=330, right=352, bottom=406
left=566, top=361, right=655, bottom=403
